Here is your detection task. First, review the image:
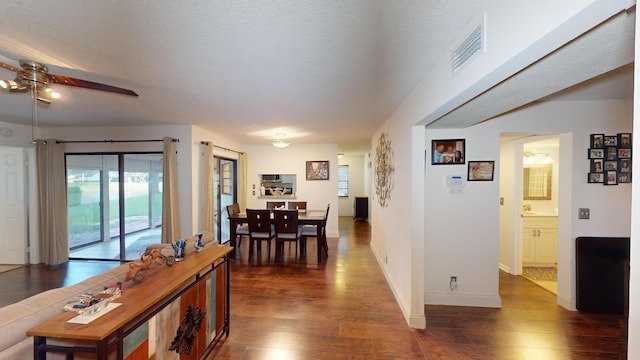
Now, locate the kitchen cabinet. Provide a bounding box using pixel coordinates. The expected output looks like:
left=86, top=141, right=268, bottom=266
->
left=522, top=215, right=557, bottom=265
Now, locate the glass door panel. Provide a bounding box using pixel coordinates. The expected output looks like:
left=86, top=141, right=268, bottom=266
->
left=123, top=154, right=163, bottom=260
left=67, top=153, right=163, bottom=261
left=215, top=157, right=237, bottom=243
left=67, top=154, right=120, bottom=260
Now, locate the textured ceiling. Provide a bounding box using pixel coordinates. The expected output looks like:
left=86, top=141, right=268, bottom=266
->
left=0, top=1, right=632, bottom=153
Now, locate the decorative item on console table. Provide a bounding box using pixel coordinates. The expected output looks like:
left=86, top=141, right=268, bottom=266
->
left=172, top=238, right=187, bottom=261
left=125, top=244, right=176, bottom=283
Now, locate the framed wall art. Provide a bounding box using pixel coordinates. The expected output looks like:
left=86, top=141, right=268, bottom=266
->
left=588, top=148, right=604, bottom=159
left=467, top=161, right=495, bottom=181
left=306, top=161, right=329, bottom=180
left=590, top=134, right=604, bottom=148
left=431, top=139, right=465, bottom=165
left=588, top=173, right=604, bottom=183
left=605, top=170, right=618, bottom=185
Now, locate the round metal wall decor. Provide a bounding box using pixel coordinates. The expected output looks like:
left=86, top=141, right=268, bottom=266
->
left=374, top=133, right=394, bottom=207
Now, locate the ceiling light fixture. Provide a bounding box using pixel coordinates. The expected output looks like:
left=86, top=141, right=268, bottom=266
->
left=523, top=151, right=554, bottom=165
left=271, top=133, right=290, bottom=148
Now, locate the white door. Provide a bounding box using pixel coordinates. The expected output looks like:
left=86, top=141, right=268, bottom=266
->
left=0, top=146, right=26, bottom=264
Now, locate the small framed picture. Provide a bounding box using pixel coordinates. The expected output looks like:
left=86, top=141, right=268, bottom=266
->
left=619, top=159, right=631, bottom=173
left=605, top=170, right=618, bottom=185
left=431, top=139, right=465, bottom=165
left=591, top=134, right=604, bottom=148
left=618, top=173, right=631, bottom=183
left=467, top=161, right=495, bottom=181
left=604, top=135, right=618, bottom=147
left=618, top=148, right=631, bottom=159
left=588, top=148, right=604, bottom=159
left=604, top=160, right=618, bottom=171
left=588, top=172, right=604, bottom=183
left=605, top=147, right=618, bottom=160
left=590, top=159, right=603, bottom=173
left=618, top=133, right=632, bottom=149
left=306, top=161, right=329, bottom=180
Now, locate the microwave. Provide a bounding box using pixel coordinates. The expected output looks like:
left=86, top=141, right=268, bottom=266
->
left=261, top=174, right=280, bottom=182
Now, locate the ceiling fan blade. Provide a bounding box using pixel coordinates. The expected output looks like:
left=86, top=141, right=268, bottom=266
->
left=0, top=59, right=21, bottom=73
left=49, top=74, right=139, bottom=97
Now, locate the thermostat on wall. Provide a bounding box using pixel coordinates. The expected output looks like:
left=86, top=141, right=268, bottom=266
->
left=446, top=175, right=465, bottom=188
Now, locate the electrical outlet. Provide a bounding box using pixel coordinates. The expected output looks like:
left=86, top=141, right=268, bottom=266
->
left=578, top=208, right=590, bottom=219
left=449, top=276, right=458, bottom=292
left=384, top=255, right=388, bottom=264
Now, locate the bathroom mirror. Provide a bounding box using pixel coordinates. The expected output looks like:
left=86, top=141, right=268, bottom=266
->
left=523, top=165, right=552, bottom=200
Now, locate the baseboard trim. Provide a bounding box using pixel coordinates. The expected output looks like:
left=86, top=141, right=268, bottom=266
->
left=425, top=292, right=502, bottom=308
left=557, top=292, right=576, bottom=311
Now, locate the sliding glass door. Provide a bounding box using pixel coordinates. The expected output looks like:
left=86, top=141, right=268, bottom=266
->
left=66, top=153, right=163, bottom=261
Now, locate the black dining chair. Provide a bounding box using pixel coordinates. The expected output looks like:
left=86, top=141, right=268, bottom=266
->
left=287, top=201, right=307, bottom=211
left=246, top=209, right=275, bottom=261
left=266, top=201, right=286, bottom=210
left=300, top=204, right=330, bottom=263
left=226, top=203, right=249, bottom=248
left=273, top=209, right=301, bottom=262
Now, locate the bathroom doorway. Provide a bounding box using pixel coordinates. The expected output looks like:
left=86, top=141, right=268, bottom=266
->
left=521, top=137, right=559, bottom=294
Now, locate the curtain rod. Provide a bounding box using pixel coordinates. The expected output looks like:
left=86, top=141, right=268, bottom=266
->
left=200, top=141, right=244, bottom=154
left=56, top=138, right=179, bottom=144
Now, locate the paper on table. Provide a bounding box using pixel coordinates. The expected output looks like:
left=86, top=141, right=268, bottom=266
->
left=67, top=303, right=122, bottom=324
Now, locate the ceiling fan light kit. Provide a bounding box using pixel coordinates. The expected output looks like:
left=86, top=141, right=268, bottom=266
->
left=0, top=79, right=23, bottom=91
left=0, top=58, right=139, bottom=143
left=0, top=59, right=139, bottom=100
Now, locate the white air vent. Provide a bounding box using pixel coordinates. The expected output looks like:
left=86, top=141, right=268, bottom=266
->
left=452, top=24, right=483, bottom=73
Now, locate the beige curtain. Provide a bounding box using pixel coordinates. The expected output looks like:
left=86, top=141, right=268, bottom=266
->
left=202, top=143, right=214, bottom=233
left=238, top=152, right=247, bottom=210
left=36, top=139, right=68, bottom=265
left=161, top=137, right=181, bottom=244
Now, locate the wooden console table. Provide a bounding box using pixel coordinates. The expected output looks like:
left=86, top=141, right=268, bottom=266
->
left=27, top=245, right=232, bottom=360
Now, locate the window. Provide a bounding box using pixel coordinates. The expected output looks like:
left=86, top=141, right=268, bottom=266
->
left=338, top=165, right=349, bottom=197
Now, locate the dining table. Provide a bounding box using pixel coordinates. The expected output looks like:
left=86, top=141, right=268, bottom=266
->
left=228, top=209, right=327, bottom=262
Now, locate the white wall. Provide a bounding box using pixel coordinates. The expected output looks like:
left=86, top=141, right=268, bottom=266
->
left=419, top=0, right=631, bottom=126
left=338, top=154, right=365, bottom=217
left=627, top=9, right=639, bottom=360
left=427, top=100, right=632, bottom=309
left=369, top=123, right=426, bottom=328
left=370, top=0, right=633, bottom=330
left=243, top=143, right=339, bottom=238
left=424, top=127, right=502, bottom=307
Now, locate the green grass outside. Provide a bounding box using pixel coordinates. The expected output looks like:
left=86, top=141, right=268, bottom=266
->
left=68, top=182, right=162, bottom=233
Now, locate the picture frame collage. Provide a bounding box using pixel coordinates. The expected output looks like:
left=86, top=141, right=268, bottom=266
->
left=588, top=133, right=632, bottom=185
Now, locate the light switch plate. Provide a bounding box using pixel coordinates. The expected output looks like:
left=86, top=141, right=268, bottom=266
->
left=578, top=208, right=590, bottom=219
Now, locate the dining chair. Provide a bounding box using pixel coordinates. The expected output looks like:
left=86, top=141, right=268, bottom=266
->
left=266, top=201, right=286, bottom=210
left=300, top=204, right=330, bottom=263
left=287, top=201, right=307, bottom=210
left=273, top=209, right=301, bottom=262
left=226, top=203, right=249, bottom=248
left=246, top=209, right=275, bottom=261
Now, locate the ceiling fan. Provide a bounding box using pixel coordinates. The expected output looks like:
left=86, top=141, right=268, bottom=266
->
left=0, top=59, right=138, bottom=102
left=0, top=59, right=138, bottom=143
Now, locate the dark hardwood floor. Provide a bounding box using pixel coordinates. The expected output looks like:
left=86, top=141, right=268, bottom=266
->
left=0, top=217, right=628, bottom=359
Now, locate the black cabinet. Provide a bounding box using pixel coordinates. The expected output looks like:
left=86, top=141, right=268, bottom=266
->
left=576, top=236, right=630, bottom=314
left=354, top=197, right=368, bottom=221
